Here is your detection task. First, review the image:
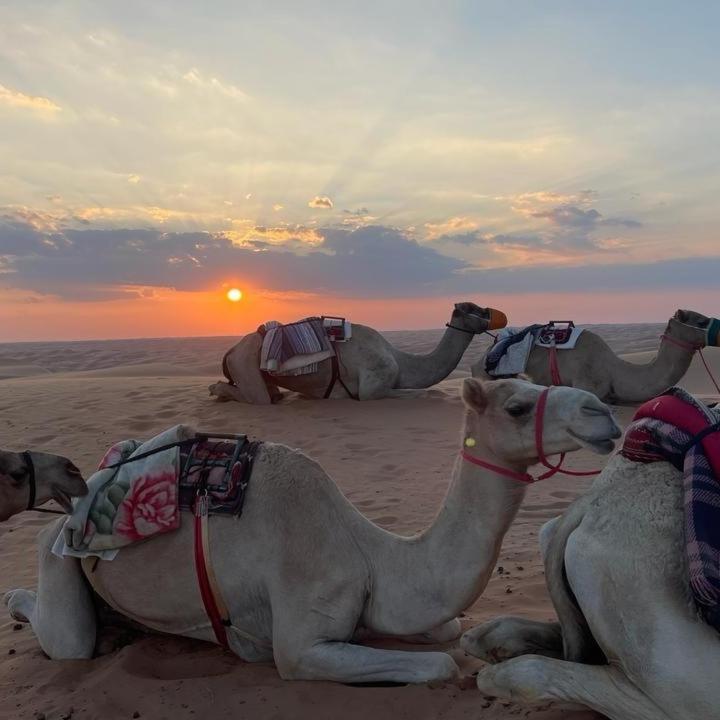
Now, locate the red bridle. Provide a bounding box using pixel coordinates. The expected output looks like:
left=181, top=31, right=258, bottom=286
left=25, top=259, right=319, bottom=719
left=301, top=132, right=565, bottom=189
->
left=660, top=333, right=720, bottom=395
left=460, top=387, right=602, bottom=484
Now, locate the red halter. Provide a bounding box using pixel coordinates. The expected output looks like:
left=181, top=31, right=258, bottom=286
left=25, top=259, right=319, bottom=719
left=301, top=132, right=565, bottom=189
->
left=461, top=387, right=602, bottom=483
left=661, top=334, right=720, bottom=395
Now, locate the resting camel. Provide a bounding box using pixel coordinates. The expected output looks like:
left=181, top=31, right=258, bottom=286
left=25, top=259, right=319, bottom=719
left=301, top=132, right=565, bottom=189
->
left=209, top=302, right=507, bottom=404
left=0, top=450, right=86, bottom=521
left=5, top=378, right=620, bottom=684
left=472, top=309, right=719, bottom=404
left=462, top=428, right=720, bottom=718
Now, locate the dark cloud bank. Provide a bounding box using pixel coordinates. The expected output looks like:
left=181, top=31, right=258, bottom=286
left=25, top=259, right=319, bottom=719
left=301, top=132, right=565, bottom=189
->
left=0, top=213, right=717, bottom=301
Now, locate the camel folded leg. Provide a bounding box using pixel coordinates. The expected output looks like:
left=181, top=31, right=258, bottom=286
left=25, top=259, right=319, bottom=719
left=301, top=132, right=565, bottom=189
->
left=276, top=640, right=459, bottom=684
left=475, top=655, right=669, bottom=720
left=461, top=616, right=563, bottom=662
left=4, top=522, right=96, bottom=659
left=354, top=618, right=462, bottom=645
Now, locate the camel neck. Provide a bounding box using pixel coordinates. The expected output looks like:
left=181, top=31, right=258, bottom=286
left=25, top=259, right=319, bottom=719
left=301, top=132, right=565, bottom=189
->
left=363, top=427, right=528, bottom=635
left=608, top=325, right=698, bottom=402
left=391, top=326, right=475, bottom=389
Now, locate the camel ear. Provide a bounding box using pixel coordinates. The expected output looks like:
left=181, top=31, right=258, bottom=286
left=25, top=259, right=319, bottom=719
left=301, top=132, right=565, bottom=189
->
left=462, top=378, right=488, bottom=414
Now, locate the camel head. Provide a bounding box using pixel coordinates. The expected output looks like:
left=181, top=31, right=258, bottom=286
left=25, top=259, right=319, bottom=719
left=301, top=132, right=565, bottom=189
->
left=450, top=302, right=507, bottom=334
left=670, top=309, right=720, bottom=347
left=461, top=378, right=621, bottom=468
left=0, top=450, right=87, bottom=521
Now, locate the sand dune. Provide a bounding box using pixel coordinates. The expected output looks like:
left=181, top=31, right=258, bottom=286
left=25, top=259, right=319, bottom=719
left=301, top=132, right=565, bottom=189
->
left=1, top=325, right=718, bottom=720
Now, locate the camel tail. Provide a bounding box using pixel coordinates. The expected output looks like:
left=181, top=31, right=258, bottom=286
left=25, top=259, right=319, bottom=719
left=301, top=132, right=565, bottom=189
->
left=543, top=501, right=605, bottom=664
left=222, top=350, right=236, bottom=386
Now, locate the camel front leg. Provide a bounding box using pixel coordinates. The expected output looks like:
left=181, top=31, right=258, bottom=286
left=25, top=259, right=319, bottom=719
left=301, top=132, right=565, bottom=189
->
left=476, top=655, right=669, bottom=720
left=354, top=617, right=462, bottom=645
left=461, top=616, right=563, bottom=662
left=276, top=640, right=458, bottom=684
left=4, top=521, right=96, bottom=659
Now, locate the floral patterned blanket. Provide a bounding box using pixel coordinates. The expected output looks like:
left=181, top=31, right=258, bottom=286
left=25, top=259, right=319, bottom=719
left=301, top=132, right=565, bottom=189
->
left=53, top=425, right=193, bottom=560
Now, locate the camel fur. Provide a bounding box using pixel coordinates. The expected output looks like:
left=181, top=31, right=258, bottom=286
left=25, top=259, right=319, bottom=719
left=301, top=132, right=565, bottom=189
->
left=461, top=451, right=720, bottom=719
left=210, top=302, right=506, bottom=403
left=0, top=450, right=86, bottom=522
left=5, top=378, right=619, bottom=685
left=472, top=309, right=718, bottom=404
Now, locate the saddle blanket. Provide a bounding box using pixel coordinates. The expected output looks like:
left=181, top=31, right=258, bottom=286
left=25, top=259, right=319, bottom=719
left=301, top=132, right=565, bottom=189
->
left=259, top=317, right=350, bottom=376
left=485, top=325, right=543, bottom=376
left=52, top=426, right=257, bottom=561
left=485, top=323, right=584, bottom=377
left=620, top=387, right=720, bottom=631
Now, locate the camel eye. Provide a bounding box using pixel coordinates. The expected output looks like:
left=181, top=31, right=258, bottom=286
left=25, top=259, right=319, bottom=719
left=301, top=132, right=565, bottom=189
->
left=506, top=402, right=532, bottom=418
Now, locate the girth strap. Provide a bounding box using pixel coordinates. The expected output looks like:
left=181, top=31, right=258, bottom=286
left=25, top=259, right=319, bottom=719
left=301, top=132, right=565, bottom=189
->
left=324, top=353, right=358, bottom=400
left=194, top=494, right=231, bottom=648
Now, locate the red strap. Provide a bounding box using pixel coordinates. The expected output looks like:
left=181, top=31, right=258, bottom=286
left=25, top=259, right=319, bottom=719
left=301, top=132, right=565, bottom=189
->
left=548, top=345, right=563, bottom=386
left=194, top=500, right=229, bottom=649
left=460, top=450, right=534, bottom=483
left=535, top=388, right=601, bottom=478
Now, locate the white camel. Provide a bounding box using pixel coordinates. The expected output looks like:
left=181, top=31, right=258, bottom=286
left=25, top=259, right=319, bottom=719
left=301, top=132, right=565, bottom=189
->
left=210, top=302, right=506, bottom=404
left=472, top=309, right=719, bottom=404
left=462, top=441, right=720, bottom=718
left=5, top=378, right=619, bottom=684
left=0, top=449, right=86, bottom=522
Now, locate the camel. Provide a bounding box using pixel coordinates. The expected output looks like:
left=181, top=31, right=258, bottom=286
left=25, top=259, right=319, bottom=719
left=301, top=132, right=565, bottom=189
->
left=0, top=449, right=86, bottom=522
left=461, top=440, right=720, bottom=718
left=5, top=378, right=620, bottom=684
left=209, top=302, right=507, bottom=404
left=472, top=309, right=719, bottom=404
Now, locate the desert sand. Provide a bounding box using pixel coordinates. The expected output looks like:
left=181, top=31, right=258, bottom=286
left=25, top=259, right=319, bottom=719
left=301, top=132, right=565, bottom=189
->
left=1, top=325, right=718, bottom=720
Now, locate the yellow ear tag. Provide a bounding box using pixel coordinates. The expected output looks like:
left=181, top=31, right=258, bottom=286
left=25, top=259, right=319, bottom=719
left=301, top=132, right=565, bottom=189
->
left=464, top=437, right=476, bottom=447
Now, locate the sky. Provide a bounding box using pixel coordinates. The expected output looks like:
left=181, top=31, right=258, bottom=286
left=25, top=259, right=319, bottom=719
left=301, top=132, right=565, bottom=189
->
left=1, top=0, right=719, bottom=341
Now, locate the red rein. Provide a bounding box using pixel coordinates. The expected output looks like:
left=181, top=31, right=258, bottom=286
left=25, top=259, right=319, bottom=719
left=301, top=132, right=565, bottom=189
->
left=461, top=387, right=601, bottom=484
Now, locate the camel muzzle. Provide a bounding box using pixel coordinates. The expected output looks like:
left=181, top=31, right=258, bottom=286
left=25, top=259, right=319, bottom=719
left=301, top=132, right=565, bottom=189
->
left=707, top=318, right=720, bottom=347
left=487, top=308, right=508, bottom=331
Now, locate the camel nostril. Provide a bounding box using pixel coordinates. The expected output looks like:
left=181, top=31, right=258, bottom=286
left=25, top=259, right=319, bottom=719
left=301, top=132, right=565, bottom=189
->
left=65, top=461, right=82, bottom=477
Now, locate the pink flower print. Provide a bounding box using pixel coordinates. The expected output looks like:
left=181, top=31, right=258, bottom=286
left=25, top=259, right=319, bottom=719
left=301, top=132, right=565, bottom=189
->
left=98, top=442, right=126, bottom=470
left=114, top=471, right=178, bottom=541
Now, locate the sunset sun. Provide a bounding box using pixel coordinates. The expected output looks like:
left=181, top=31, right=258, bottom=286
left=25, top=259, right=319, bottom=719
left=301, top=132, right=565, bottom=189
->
left=226, top=288, right=243, bottom=302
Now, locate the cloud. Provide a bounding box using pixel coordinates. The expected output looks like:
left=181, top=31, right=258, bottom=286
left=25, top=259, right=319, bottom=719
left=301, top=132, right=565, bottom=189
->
left=0, top=84, right=61, bottom=113
left=181, top=68, right=248, bottom=101
left=0, top=213, right=717, bottom=301
left=127, top=174, right=141, bottom=184
left=343, top=207, right=369, bottom=216
left=308, top=196, right=334, bottom=209
left=273, top=204, right=284, bottom=211
left=0, top=217, right=464, bottom=300
left=531, top=204, right=641, bottom=230
left=425, top=216, right=480, bottom=240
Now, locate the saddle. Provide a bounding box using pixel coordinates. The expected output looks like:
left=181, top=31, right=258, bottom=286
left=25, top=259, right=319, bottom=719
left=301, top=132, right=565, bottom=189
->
left=178, top=434, right=261, bottom=516
left=537, top=320, right=576, bottom=346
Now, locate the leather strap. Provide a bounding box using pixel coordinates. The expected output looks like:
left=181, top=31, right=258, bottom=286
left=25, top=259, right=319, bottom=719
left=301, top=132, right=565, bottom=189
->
left=194, top=494, right=231, bottom=648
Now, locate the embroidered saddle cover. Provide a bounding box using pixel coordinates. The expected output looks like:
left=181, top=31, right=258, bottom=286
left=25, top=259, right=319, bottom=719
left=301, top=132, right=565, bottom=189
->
left=620, top=388, right=720, bottom=630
